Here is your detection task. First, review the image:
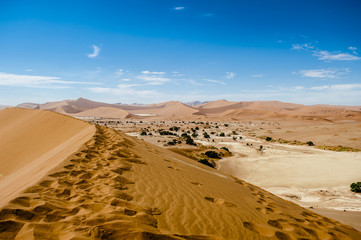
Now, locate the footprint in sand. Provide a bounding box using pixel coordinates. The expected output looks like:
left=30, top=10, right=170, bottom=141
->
left=190, top=181, right=202, bottom=186
left=204, top=197, right=237, bottom=207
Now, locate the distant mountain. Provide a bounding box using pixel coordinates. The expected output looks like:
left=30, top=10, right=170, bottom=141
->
left=115, top=103, right=145, bottom=106
left=16, top=103, right=40, bottom=109
left=15, top=98, right=361, bottom=121
left=184, top=101, right=208, bottom=106
left=0, top=105, right=12, bottom=110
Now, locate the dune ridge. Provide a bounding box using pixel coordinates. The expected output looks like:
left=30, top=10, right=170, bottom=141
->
left=0, top=108, right=95, bottom=208
left=0, top=111, right=360, bottom=239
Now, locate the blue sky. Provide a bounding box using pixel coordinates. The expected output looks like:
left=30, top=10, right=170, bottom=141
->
left=1, top=0, right=361, bottom=105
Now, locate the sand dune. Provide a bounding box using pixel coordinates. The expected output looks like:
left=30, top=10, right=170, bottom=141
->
left=0, top=109, right=360, bottom=239
left=195, top=99, right=238, bottom=109
left=129, top=101, right=198, bottom=116
left=73, top=107, right=133, bottom=119
left=0, top=108, right=95, bottom=207
left=15, top=103, right=39, bottom=109
left=18, top=98, right=361, bottom=122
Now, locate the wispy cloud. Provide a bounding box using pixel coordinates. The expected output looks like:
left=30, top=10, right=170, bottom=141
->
left=25, top=69, right=32, bottom=72
left=296, top=68, right=349, bottom=79
left=311, top=83, right=361, bottom=91
left=88, top=84, right=155, bottom=97
left=174, top=7, right=185, bottom=10
left=189, top=80, right=206, bottom=86
left=0, top=72, right=100, bottom=88
left=136, top=70, right=170, bottom=85
left=313, top=50, right=360, bottom=61
left=291, top=41, right=360, bottom=61
left=348, top=46, right=357, bottom=53
left=141, top=70, right=165, bottom=75
left=87, top=45, right=100, bottom=58
left=292, top=43, right=314, bottom=50
left=204, top=79, right=225, bottom=85
left=251, top=74, right=264, bottom=78
left=116, top=68, right=124, bottom=76
left=203, top=13, right=214, bottom=17
left=226, top=72, right=236, bottom=79
left=136, top=75, right=171, bottom=85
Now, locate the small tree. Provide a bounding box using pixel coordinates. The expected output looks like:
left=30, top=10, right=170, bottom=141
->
left=350, top=182, right=361, bottom=193
left=205, top=151, right=220, bottom=158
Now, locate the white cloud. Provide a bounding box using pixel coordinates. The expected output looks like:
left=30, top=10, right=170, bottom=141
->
left=313, top=50, right=360, bottom=61
left=251, top=74, right=264, bottom=78
left=189, top=80, right=206, bottom=86
left=136, top=75, right=171, bottom=85
left=25, top=69, right=32, bottom=72
left=88, top=84, right=155, bottom=97
left=116, top=68, right=124, bottom=76
left=311, top=83, right=361, bottom=91
left=298, top=69, right=338, bottom=78
left=174, top=7, right=185, bottom=10
left=87, top=45, right=100, bottom=58
left=0, top=72, right=100, bottom=88
left=203, top=13, right=214, bottom=17
left=136, top=70, right=170, bottom=85
left=226, top=72, right=236, bottom=79
left=122, top=78, right=131, bottom=82
left=141, top=70, right=165, bottom=75
left=204, top=79, right=225, bottom=85
left=292, top=43, right=314, bottom=50
left=348, top=46, right=358, bottom=54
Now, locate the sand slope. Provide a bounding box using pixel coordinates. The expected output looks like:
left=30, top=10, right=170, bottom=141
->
left=0, top=108, right=95, bottom=207
left=0, top=121, right=360, bottom=239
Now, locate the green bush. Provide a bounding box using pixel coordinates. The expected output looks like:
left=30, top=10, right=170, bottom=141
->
left=182, top=134, right=196, bottom=146
left=191, top=132, right=198, bottom=138
left=198, top=159, right=215, bottom=168
left=169, top=126, right=180, bottom=131
left=203, top=132, right=210, bottom=138
left=220, top=132, right=225, bottom=137
left=221, top=147, right=230, bottom=152
left=350, top=182, right=361, bottom=193
left=205, top=151, right=220, bottom=159
left=306, top=141, right=314, bottom=146
left=140, top=131, right=147, bottom=136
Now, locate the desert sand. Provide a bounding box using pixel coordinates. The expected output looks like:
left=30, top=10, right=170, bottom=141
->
left=217, top=138, right=361, bottom=231
left=0, top=108, right=95, bottom=207
left=0, top=108, right=361, bottom=239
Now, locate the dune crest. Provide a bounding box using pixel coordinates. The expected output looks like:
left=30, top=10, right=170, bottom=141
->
left=0, top=108, right=95, bottom=207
